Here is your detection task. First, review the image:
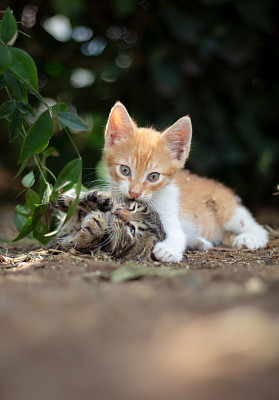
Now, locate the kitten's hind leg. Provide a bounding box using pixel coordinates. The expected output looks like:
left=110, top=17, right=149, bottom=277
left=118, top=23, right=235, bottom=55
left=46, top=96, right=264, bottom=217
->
left=224, top=205, right=268, bottom=249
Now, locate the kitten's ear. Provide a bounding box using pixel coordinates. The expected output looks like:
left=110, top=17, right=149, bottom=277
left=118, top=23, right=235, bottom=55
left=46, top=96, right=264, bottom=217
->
left=105, top=102, right=136, bottom=146
left=161, top=116, right=192, bottom=162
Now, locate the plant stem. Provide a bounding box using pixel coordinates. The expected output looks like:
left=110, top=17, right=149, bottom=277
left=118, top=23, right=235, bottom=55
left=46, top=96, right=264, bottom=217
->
left=30, top=88, right=51, bottom=111
left=17, top=29, right=31, bottom=38
left=21, top=122, right=28, bottom=138
left=35, top=155, right=48, bottom=186
left=17, top=78, right=51, bottom=111
left=65, top=127, right=82, bottom=159
left=5, top=86, right=13, bottom=100
left=43, top=166, right=56, bottom=182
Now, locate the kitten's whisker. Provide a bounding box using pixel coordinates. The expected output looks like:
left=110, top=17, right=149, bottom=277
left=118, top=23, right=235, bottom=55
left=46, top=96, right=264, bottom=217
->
left=109, top=225, right=119, bottom=256
left=92, top=230, right=113, bottom=249
left=146, top=197, right=158, bottom=211
left=85, top=180, right=110, bottom=190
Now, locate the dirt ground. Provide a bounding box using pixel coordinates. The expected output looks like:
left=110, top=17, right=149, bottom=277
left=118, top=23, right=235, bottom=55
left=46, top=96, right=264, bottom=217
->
left=0, top=206, right=279, bottom=400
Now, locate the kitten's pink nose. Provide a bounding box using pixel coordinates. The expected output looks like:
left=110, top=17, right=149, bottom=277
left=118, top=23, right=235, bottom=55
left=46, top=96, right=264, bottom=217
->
left=129, top=191, right=140, bottom=199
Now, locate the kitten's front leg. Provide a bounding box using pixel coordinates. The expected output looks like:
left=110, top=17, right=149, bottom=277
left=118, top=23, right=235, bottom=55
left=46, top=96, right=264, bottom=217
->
left=153, top=232, right=186, bottom=262
left=73, top=211, right=110, bottom=249
left=152, top=184, right=187, bottom=263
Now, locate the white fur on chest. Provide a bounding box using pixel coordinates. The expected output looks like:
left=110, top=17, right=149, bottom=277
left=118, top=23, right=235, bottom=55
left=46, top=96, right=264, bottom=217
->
left=152, top=182, right=182, bottom=229
left=151, top=182, right=198, bottom=261
left=152, top=183, right=198, bottom=239
left=151, top=183, right=215, bottom=253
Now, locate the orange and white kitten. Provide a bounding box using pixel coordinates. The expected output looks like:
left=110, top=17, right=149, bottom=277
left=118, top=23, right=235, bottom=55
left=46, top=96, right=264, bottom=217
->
left=104, top=102, right=268, bottom=263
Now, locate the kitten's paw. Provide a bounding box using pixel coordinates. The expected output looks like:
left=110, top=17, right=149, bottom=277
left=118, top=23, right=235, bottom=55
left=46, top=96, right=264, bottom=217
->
left=233, top=232, right=268, bottom=250
left=82, top=212, right=108, bottom=235
left=77, top=213, right=106, bottom=248
left=153, top=242, right=183, bottom=263
left=196, top=237, right=213, bottom=250
left=51, top=190, right=76, bottom=211
left=86, top=190, right=114, bottom=211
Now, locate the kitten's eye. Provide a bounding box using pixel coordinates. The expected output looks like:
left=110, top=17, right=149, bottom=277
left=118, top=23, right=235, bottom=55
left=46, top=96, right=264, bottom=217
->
left=128, top=224, right=136, bottom=236
left=120, top=165, right=130, bottom=176
left=147, top=172, right=160, bottom=182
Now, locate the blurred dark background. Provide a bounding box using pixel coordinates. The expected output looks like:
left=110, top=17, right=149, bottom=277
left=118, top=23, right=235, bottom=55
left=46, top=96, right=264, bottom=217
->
left=0, top=0, right=278, bottom=208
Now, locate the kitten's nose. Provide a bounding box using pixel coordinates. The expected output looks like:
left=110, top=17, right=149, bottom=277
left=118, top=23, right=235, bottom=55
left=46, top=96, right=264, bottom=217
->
left=129, top=191, right=140, bottom=199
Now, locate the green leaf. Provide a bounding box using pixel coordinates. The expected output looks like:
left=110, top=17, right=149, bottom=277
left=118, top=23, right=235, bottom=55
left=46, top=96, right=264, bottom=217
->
left=18, top=110, right=54, bottom=163
left=15, top=204, right=30, bottom=215
left=14, top=157, right=29, bottom=179
left=4, top=70, right=27, bottom=100
left=0, top=100, right=15, bottom=118
left=13, top=213, right=27, bottom=233
left=57, top=111, right=88, bottom=131
left=0, top=8, right=18, bottom=45
left=0, top=46, right=12, bottom=73
left=110, top=264, right=144, bottom=282
left=63, top=167, right=82, bottom=224
left=13, top=215, right=33, bottom=240
left=53, top=158, right=82, bottom=194
left=41, top=182, right=53, bottom=204
left=48, top=214, right=60, bottom=235
left=43, top=146, right=59, bottom=159
left=51, top=103, right=68, bottom=116
left=9, top=47, right=38, bottom=91
left=9, top=106, right=22, bottom=141
left=14, top=204, right=30, bottom=232
left=33, top=228, right=50, bottom=244
left=53, top=163, right=83, bottom=229
left=13, top=204, right=47, bottom=241
left=0, top=73, right=5, bottom=90
left=26, top=189, right=41, bottom=211
left=32, top=205, right=47, bottom=228
left=16, top=101, right=35, bottom=117
left=22, top=170, right=35, bottom=188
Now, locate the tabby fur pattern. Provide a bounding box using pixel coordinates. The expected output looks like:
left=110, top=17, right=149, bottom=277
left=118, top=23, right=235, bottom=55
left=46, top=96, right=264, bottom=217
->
left=49, top=189, right=165, bottom=261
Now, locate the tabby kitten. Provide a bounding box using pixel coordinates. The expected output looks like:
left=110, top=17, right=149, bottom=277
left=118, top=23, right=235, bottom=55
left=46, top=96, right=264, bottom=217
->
left=49, top=189, right=165, bottom=261
left=104, top=102, right=268, bottom=263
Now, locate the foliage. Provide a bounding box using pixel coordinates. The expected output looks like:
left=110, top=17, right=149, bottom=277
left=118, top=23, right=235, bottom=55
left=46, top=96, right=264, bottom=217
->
left=0, top=0, right=278, bottom=215
left=0, top=8, right=88, bottom=243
